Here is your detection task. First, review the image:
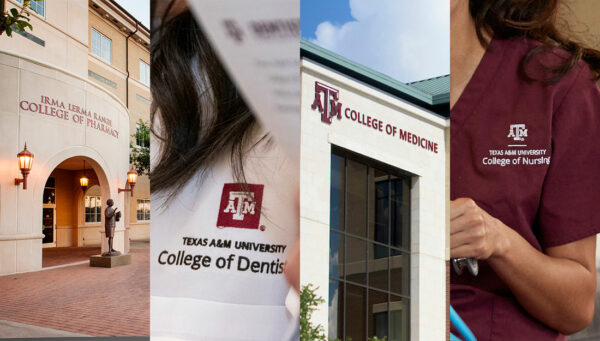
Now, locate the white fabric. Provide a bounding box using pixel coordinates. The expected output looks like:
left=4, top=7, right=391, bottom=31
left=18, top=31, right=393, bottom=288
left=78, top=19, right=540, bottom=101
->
left=150, top=135, right=299, bottom=340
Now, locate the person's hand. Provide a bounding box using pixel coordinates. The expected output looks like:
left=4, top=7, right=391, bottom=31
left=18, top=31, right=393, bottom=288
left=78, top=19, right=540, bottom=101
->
left=450, top=198, right=509, bottom=260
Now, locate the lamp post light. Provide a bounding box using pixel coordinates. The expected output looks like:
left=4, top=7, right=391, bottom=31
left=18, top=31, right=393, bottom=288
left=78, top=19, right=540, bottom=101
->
left=118, top=168, right=138, bottom=196
left=14, top=143, right=34, bottom=190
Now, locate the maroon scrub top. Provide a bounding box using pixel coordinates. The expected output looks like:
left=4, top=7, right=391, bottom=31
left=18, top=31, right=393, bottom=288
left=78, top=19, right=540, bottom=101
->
left=451, top=37, right=600, bottom=340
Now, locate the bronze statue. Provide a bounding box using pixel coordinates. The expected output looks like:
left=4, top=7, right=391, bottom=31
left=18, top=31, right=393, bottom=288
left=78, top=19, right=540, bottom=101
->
left=103, top=199, right=121, bottom=256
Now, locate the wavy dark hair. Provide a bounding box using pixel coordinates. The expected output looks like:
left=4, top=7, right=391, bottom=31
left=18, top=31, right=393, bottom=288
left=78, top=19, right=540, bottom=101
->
left=469, top=0, right=600, bottom=82
left=150, top=1, right=263, bottom=199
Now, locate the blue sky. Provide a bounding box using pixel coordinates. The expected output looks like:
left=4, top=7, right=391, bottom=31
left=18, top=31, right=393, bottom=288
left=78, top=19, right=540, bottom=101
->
left=114, top=0, right=150, bottom=29
left=301, top=0, right=449, bottom=83
left=301, top=0, right=353, bottom=40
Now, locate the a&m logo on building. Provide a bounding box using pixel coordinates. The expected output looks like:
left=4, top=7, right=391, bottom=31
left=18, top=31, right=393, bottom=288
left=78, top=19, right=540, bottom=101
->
left=311, top=81, right=343, bottom=124
left=217, top=183, right=264, bottom=229
left=507, top=124, right=528, bottom=142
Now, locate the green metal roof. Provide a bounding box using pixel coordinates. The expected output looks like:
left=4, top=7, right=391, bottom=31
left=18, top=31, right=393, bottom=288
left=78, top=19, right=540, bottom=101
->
left=407, top=75, right=450, bottom=103
left=301, top=40, right=450, bottom=115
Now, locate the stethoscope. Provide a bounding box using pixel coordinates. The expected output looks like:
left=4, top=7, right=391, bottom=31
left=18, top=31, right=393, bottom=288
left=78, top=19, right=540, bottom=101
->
left=450, top=257, right=478, bottom=340
left=452, top=257, right=479, bottom=276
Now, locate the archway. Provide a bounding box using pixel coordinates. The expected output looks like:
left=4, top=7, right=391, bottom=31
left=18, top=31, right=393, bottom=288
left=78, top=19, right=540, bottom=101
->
left=32, top=147, right=129, bottom=268
left=40, top=157, right=107, bottom=266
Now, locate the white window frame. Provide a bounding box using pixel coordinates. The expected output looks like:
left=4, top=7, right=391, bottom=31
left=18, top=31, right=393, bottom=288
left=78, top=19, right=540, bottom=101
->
left=91, top=28, right=112, bottom=64
left=139, top=60, right=150, bottom=86
left=14, top=0, right=45, bottom=18
left=137, top=199, right=150, bottom=222
left=84, top=195, right=102, bottom=224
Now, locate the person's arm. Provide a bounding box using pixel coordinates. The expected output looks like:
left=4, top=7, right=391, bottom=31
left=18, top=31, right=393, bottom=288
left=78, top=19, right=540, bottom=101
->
left=106, top=209, right=115, bottom=219
left=451, top=197, right=597, bottom=334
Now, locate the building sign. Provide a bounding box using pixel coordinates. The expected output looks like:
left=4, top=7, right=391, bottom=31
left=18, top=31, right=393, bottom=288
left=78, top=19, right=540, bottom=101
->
left=19, top=95, right=119, bottom=138
left=311, top=81, right=439, bottom=154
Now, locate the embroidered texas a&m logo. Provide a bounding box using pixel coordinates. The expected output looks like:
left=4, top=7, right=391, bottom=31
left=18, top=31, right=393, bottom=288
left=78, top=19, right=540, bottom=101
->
left=216, top=183, right=264, bottom=229
left=507, top=124, right=527, bottom=142
left=311, top=81, right=343, bottom=124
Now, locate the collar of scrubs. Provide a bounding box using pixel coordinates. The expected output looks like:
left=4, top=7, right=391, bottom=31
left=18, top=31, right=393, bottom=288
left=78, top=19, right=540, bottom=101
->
left=451, top=38, right=506, bottom=129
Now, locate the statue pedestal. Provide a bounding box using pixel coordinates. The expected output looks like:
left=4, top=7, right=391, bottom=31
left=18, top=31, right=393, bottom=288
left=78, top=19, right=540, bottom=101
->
left=90, top=254, right=131, bottom=268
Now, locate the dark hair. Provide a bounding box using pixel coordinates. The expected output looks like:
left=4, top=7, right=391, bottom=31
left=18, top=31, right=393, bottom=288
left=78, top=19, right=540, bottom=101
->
left=150, top=3, right=262, bottom=199
left=469, top=0, right=600, bottom=82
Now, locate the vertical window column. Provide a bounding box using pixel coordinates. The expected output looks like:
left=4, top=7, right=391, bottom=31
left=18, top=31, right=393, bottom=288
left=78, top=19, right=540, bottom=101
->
left=328, top=148, right=411, bottom=341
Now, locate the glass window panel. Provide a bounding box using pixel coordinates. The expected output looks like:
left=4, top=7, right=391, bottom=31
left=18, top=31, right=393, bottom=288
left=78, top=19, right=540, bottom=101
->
left=390, top=252, right=410, bottom=296
left=330, top=230, right=344, bottom=279
left=328, top=279, right=344, bottom=340
left=344, top=283, right=366, bottom=340
left=389, top=295, right=409, bottom=341
left=368, top=290, right=388, bottom=339
left=390, top=177, right=410, bottom=250
left=101, top=36, right=111, bottom=63
left=84, top=196, right=102, bottom=223
left=91, top=30, right=101, bottom=56
left=140, top=61, right=150, bottom=86
left=137, top=199, right=150, bottom=221
left=369, top=243, right=388, bottom=291
left=370, top=168, right=389, bottom=244
left=330, top=154, right=345, bottom=231
left=345, top=236, right=366, bottom=285
left=43, top=188, right=55, bottom=204
left=28, top=0, right=44, bottom=16
left=345, top=159, right=367, bottom=237
left=329, top=150, right=411, bottom=340
left=136, top=123, right=141, bottom=146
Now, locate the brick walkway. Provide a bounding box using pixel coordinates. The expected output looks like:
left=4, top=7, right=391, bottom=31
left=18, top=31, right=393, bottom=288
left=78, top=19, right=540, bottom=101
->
left=0, top=248, right=149, bottom=337
left=42, top=247, right=101, bottom=267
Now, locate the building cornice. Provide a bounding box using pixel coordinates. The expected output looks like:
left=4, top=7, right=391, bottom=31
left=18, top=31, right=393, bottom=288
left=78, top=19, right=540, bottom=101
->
left=89, top=0, right=150, bottom=49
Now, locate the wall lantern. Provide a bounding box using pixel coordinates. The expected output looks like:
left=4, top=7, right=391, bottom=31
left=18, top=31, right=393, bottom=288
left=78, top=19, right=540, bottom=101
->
left=80, top=160, right=89, bottom=193
left=14, top=143, right=34, bottom=190
left=118, top=168, right=138, bottom=196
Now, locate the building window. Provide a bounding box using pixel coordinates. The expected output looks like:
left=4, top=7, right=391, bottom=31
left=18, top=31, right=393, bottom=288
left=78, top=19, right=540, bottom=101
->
left=139, top=60, right=150, bottom=86
left=135, top=123, right=149, bottom=148
left=43, top=177, right=55, bottom=204
left=85, top=196, right=102, bottom=223
left=137, top=199, right=150, bottom=221
left=91, top=28, right=112, bottom=64
left=15, top=0, right=45, bottom=17
left=329, top=148, right=411, bottom=341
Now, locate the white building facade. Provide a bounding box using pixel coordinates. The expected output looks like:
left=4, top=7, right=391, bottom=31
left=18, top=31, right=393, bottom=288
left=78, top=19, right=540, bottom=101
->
left=300, top=41, right=450, bottom=341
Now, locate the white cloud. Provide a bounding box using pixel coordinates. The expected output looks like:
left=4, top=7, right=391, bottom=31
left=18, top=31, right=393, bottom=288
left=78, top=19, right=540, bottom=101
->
left=311, top=0, right=449, bottom=83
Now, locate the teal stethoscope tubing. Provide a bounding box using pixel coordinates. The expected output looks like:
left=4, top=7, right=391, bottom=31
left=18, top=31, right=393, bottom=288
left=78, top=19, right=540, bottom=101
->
left=450, top=305, right=477, bottom=341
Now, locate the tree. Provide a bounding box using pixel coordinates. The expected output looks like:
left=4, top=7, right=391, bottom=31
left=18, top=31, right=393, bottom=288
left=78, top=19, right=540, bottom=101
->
left=130, top=119, right=150, bottom=175
left=0, top=0, right=41, bottom=37
left=301, top=284, right=327, bottom=341
left=300, top=283, right=387, bottom=341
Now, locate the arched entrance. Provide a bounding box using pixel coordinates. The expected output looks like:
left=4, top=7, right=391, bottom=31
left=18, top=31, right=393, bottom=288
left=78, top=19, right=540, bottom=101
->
left=42, top=156, right=104, bottom=249
left=35, top=150, right=128, bottom=268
